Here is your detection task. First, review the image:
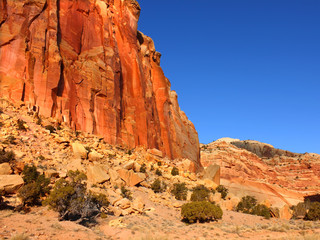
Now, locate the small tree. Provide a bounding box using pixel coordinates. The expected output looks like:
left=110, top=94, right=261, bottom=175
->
left=291, top=202, right=309, bottom=219
left=171, top=167, right=179, bottom=176
left=121, top=186, right=132, bottom=200
left=236, top=196, right=257, bottom=214
left=17, top=119, right=27, bottom=131
left=171, top=183, right=188, bottom=201
left=44, top=170, right=109, bottom=225
left=305, top=202, right=320, bottom=221
left=155, top=169, right=162, bottom=176
left=216, top=185, right=228, bottom=200
left=140, top=163, right=146, bottom=173
left=151, top=178, right=166, bottom=193
left=0, top=148, right=15, bottom=164
left=18, top=165, right=50, bottom=206
left=252, top=204, right=271, bottom=219
left=190, top=185, right=210, bottom=202
left=181, top=201, right=223, bottom=223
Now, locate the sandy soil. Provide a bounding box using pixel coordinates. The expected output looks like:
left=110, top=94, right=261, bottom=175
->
left=1, top=195, right=320, bottom=240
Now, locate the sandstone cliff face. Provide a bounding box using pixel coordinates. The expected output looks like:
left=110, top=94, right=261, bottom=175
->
left=0, top=0, right=200, bottom=165
left=201, top=139, right=320, bottom=207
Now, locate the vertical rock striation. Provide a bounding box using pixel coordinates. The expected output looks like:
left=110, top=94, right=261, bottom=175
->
left=0, top=0, right=200, bottom=166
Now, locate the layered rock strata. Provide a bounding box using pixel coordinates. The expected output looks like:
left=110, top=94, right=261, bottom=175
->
left=201, top=138, right=320, bottom=207
left=0, top=0, right=200, bottom=165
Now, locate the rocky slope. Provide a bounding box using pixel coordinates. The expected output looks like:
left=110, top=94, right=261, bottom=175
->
left=1, top=101, right=320, bottom=240
left=201, top=138, right=320, bottom=209
left=0, top=0, right=200, bottom=166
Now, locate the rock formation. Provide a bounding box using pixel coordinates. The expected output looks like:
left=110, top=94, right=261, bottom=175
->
left=0, top=0, right=200, bottom=166
left=201, top=138, right=320, bottom=207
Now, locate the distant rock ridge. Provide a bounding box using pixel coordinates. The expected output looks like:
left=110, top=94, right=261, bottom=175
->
left=201, top=138, right=320, bottom=207
left=0, top=0, right=200, bottom=167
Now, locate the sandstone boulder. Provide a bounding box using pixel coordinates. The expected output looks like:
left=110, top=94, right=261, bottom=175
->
left=44, top=169, right=59, bottom=178
left=115, top=198, right=131, bottom=210
left=122, top=161, right=135, bottom=170
left=203, top=164, right=220, bottom=185
left=0, top=175, right=24, bottom=194
left=72, top=143, right=88, bottom=159
left=66, top=159, right=85, bottom=172
left=147, top=149, right=164, bottom=158
left=87, top=165, right=110, bottom=184
left=0, top=163, right=12, bottom=175
left=88, top=150, right=103, bottom=161
left=132, top=196, right=145, bottom=213
left=279, top=204, right=293, bottom=220
left=117, top=169, right=144, bottom=187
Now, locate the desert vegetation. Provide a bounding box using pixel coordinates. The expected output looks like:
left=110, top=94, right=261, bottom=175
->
left=236, top=195, right=271, bottom=219
left=44, top=170, right=109, bottom=225
left=181, top=201, right=223, bottom=223
left=18, top=165, right=50, bottom=206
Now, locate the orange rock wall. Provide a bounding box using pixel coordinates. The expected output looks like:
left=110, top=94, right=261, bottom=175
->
left=0, top=0, right=200, bottom=165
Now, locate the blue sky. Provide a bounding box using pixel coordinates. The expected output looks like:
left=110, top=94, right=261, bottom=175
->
left=137, top=0, right=320, bottom=154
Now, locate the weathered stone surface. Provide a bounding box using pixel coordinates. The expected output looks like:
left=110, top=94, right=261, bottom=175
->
left=44, top=169, right=59, bottom=178
left=0, top=163, right=12, bottom=175
left=66, top=159, right=84, bottom=172
left=88, top=150, right=103, bottom=161
left=72, top=143, right=88, bottom=159
left=203, top=164, right=220, bottom=186
left=115, top=198, right=131, bottom=210
left=122, top=161, right=135, bottom=170
left=201, top=139, right=320, bottom=206
left=87, top=164, right=110, bottom=184
left=147, top=149, right=164, bottom=158
left=132, top=196, right=145, bottom=213
left=279, top=204, right=293, bottom=220
left=0, top=175, right=24, bottom=194
left=0, top=0, right=200, bottom=168
left=118, top=169, right=144, bottom=187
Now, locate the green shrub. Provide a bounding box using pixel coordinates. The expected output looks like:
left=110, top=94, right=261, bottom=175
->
left=155, top=169, right=162, bottom=176
left=36, top=117, right=42, bottom=125
left=140, top=163, right=146, bottom=173
left=236, top=196, right=257, bottom=214
left=216, top=185, right=228, bottom=200
left=18, top=165, right=50, bottom=206
left=252, top=204, right=271, bottom=219
left=151, top=179, right=166, bottom=193
left=171, top=183, right=188, bottom=200
left=236, top=196, right=271, bottom=219
left=45, top=125, right=56, bottom=133
left=121, top=186, right=132, bottom=200
left=44, top=170, right=109, bottom=225
left=305, top=202, right=320, bottom=221
left=181, top=201, right=223, bottom=223
left=17, top=119, right=27, bottom=131
left=291, top=202, right=309, bottom=219
left=0, top=148, right=15, bottom=164
left=171, top=167, right=179, bottom=176
left=22, top=165, right=39, bottom=184
left=190, top=185, right=210, bottom=202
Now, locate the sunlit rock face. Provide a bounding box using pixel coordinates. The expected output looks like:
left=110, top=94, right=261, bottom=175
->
left=0, top=0, right=200, bottom=167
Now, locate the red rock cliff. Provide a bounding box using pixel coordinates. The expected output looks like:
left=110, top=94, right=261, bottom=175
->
left=0, top=0, right=200, bottom=166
